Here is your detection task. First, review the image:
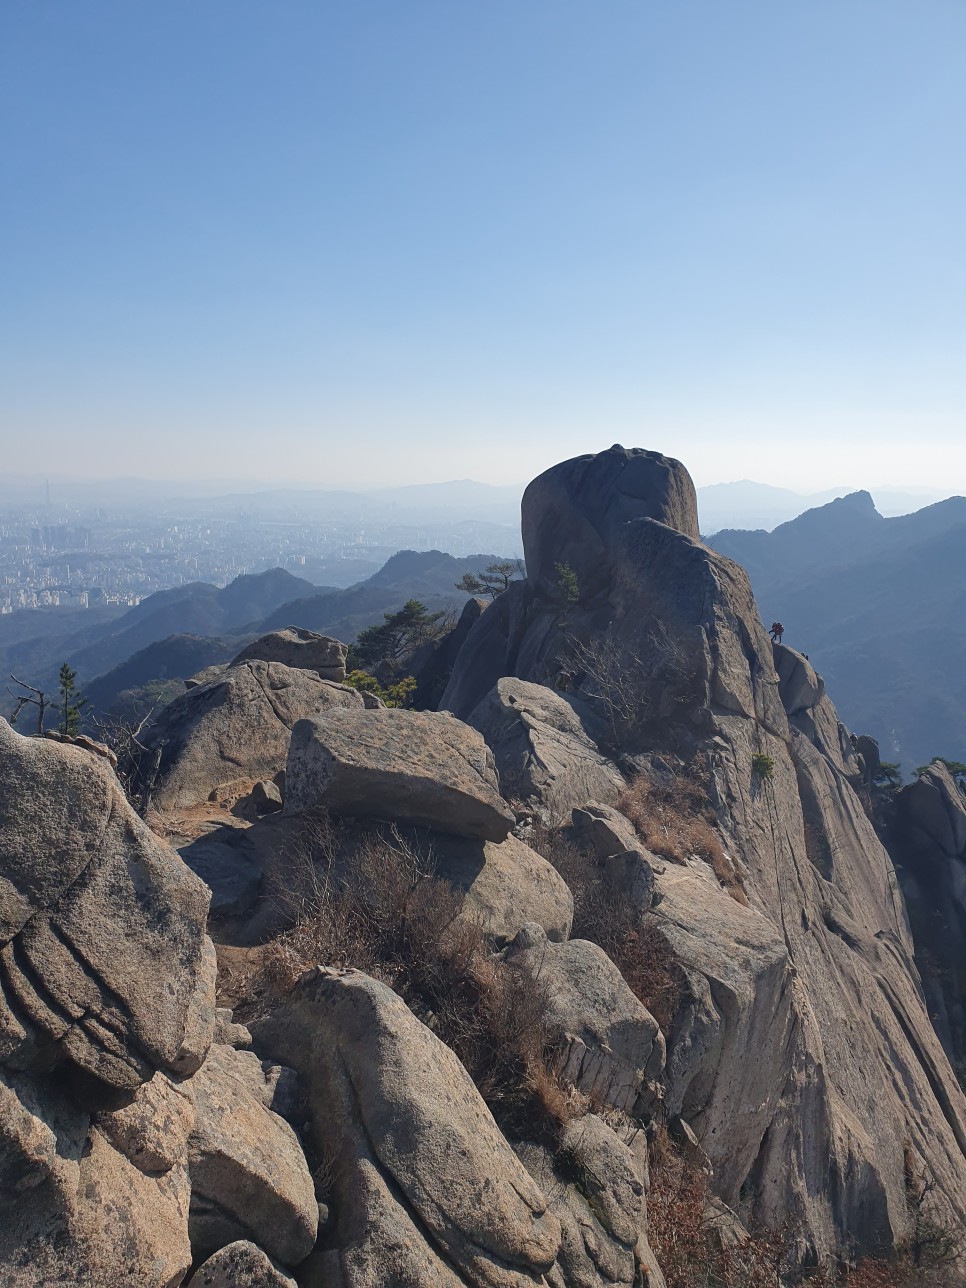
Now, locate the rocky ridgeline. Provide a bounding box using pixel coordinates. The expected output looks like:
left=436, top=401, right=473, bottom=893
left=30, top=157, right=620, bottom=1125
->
left=2, top=445, right=965, bottom=1286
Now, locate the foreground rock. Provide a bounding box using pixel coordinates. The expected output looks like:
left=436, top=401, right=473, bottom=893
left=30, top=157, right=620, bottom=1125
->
left=187, top=1241, right=297, bottom=1287
left=509, top=924, right=664, bottom=1118
left=466, top=677, right=624, bottom=824
left=517, top=1114, right=666, bottom=1288
left=141, top=659, right=364, bottom=812
left=0, top=719, right=214, bottom=1090
left=254, top=967, right=561, bottom=1287
left=285, top=708, right=516, bottom=841
left=231, top=627, right=347, bottom=682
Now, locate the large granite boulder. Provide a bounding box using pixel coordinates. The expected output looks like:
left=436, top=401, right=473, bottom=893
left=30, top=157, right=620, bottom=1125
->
left=285, top=708, right=515, bottom=841
left=253, top=967, right=561, bottom=1287
left=141, top=659, right=364, bottom=812
left=432, top=831, right=573, bottom=943
left=0, top=719, right=215, bottom=1090
left=231, top=627, right=347, bottom=681
left=521, top=443, right=699, bottom=599
left=1, top=1070, right=195, bottom=1287
left=508, top=924, right=664, bottom=1118
left=466, top=677, right=624, bottom=824
left=0, top=720, right=217, bottom=1285
left=186, top=1043, right=318, bottom=1266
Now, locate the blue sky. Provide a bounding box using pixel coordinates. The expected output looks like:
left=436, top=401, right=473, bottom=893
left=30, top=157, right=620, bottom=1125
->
left=1, top=1, right=964, bottom=490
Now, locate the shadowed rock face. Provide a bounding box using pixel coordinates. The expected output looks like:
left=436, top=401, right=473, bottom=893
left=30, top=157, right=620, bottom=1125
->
left=521, top=444, right=699, bottom=600
left=442, top=445, right=966, bottom=1259
left=889, top=764, right=966, bottom=1079
left=0, top=719, right=214, bottom=1091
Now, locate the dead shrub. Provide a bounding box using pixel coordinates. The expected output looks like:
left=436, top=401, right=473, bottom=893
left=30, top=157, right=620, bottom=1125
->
left=529, top=825, right=683, bottom=1035
left=648, top=1127, right=965, bottom=1288
left=253, top=812, right=573, bottom=1144
left=619, top=771, right=747, bottom=904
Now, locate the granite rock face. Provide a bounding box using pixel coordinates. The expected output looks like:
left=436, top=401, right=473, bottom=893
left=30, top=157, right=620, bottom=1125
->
left=466, top=677, right=624, bottom=824
left=509, top=923, right=664, bottom=1118
left=890, top=763, right=966, bottom=1080
left=285, top=708, right=516, bottom=841
left=142, top=658, right=364, bottom=812
left=0, top=719, right=215, bottom=1090
left=254, top=968, right=562, bottom=1287
left=441, top=444, right=966, bottom=1259
left=231, top=627, right=348, bottom=682
left=0, top=720, right=317, bottom=1287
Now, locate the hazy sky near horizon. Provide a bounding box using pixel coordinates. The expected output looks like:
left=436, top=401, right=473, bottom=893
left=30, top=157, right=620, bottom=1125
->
left=2, top=2, right=964, bottom=492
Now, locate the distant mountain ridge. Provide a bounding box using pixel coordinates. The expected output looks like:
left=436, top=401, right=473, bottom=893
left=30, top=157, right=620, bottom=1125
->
left=709, top=492, right=966, bottom=769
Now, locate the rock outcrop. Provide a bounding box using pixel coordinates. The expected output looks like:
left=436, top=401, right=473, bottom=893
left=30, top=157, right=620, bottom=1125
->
left=0, top=719, right=317, bottom=1286
left=889, top=763, right=966, bottom=1080
left=441, top=444, right=966, bottom=1259
left=466, top=676, right=624, bottom=824
left=141, top=658, right=364, bottom=812
left=285, top=708, right=516, bottom=841
left=231, top=626, right=347, bottom=681
left=254, top=968, right=562, bottom=1287
left=509, top=923, right=664, bottom=1118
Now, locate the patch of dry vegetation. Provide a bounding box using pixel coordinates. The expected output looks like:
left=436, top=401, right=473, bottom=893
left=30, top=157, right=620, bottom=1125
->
left=528, top=824, right=683, bottom=1034
left=245, top=812, right=576, bottom=1143
left=647, top=1128, right=964, bottom=1288
left=618, top=771, right=747, bottom=904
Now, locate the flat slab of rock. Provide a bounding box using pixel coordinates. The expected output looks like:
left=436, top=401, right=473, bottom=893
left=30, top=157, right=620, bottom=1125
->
left=285, top=709, right=515, bottom=841
left=232, top=627, right=347, bottom=681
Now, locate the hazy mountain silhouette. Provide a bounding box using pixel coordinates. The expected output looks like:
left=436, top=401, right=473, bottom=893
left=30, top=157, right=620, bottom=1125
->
left=709, top=493, right=966, bottom=769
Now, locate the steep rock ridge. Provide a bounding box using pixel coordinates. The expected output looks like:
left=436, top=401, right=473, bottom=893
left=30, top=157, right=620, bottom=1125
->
left=442, top=445, right=966, bottom=1259
left=888, top=764, right=966, bottom=1082
left=0, top=721, right=317, bottom=1286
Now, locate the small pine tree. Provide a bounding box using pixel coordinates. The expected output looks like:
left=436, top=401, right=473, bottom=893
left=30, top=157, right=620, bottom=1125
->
left=454, top=560, right=525, bottom=600
left=56, top=662, right=88, bottom=735
left=554, top=561, right=580, bottom=604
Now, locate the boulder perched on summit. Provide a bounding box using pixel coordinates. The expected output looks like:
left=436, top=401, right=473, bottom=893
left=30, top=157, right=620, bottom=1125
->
left=521, top=443, right=699, bottom=599
left=231, top=626, right=347, bottom=681
left=141, top=658, right=364, bottom=812
left=285, top=707, right=516, bottom=841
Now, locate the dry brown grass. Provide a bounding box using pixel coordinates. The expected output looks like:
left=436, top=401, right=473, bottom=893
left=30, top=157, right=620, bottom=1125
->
left=529, top=825, right=683, bottom=1035
left=647, top=1130, right=965, bottom=1288
left=245, top=812, right=575, bottom=1144
left=618, top=772, right=747, bottom=904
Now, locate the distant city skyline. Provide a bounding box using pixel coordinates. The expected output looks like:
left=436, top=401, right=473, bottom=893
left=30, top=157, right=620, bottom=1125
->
left=2, top=3, right=964, bottom=493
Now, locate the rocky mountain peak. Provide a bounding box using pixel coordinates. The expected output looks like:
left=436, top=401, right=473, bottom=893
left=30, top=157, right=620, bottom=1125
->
left=521, top=444, right=700, bottom=599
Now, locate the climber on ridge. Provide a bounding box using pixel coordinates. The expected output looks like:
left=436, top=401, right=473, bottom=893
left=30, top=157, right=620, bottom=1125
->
left=770, top=621, right=785, bottom=643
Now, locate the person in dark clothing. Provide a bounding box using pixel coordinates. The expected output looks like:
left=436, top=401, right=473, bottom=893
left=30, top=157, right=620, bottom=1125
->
left=769, top=622, right=784, bottom=643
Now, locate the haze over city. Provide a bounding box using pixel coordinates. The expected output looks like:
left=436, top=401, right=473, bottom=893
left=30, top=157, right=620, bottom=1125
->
left=2, top=1, right=964, bottom=493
